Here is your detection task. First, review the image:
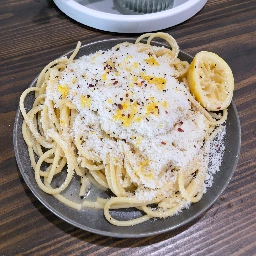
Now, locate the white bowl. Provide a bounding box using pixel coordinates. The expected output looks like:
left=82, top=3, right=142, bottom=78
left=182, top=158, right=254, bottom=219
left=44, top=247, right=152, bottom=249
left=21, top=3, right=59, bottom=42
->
left=53, top=0, right=207, bottom=33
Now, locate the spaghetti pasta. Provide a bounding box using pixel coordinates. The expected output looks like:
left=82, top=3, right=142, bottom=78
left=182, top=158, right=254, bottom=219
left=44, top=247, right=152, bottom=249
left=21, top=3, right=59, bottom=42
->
left=20, top=33, right=227, bottom=226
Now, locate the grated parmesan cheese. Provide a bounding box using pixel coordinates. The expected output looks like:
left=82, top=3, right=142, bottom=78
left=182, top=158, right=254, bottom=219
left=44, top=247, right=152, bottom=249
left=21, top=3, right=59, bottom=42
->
left=44, top=43, right=226, bottom=202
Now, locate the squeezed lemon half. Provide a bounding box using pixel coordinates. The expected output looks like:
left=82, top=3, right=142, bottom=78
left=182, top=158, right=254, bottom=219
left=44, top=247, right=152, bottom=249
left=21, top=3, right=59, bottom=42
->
left=187, top=51, right=234, bottom=111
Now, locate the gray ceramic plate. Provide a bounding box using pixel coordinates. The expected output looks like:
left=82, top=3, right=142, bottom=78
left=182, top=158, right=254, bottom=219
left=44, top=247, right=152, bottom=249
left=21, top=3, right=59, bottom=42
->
left=13, top=38, right=241, bottom=238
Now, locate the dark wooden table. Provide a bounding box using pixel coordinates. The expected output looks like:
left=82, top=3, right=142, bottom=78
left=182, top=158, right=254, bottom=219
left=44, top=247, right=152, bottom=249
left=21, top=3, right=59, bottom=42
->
left=1, top=0, right=256, bottom=255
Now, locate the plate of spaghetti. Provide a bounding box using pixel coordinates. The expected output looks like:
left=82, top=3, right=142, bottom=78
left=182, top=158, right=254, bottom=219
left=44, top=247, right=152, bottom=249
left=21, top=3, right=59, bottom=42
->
left=14, top=33, right=240, bottom=238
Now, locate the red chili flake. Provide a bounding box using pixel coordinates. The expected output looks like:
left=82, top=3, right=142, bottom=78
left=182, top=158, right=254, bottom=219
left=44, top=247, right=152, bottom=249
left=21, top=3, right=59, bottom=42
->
left=111, top=78, right=116, bottom=80
left=106, top=64, right=112, bottom=70
left=216, top=144, right=219, bottom=147
left=117, top=104, right=123, bottom=110
left=194, top=145, right=196, bottom=148
left=177, top=128, right=184, bottom=132
left=88, top=84, right=94, bottom=87
left=217, top=107, right=221, bottom=109
left=165, top=111, right=168, bottom=114
left=122, top=114, right=125, bottom=116
left=113, top=81, right=118, bottom=85
left=179, top=121, right=183, bottom=125
left=126, top=93, right=129, bottom=97
left=128, top=114, right=130, bottom=118
left=161, top=142, right=166, bottom=145
left=155, top=106, right=158, bottom=109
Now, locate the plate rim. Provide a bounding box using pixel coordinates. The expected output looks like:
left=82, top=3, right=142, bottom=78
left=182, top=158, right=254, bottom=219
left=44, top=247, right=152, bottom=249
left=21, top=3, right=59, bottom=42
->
left=13, top=38, right=241, bottom=238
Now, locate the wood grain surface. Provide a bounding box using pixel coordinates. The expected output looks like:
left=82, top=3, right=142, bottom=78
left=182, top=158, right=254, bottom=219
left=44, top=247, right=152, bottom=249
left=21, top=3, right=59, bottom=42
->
left=0, top=0, right=256, bottom=255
